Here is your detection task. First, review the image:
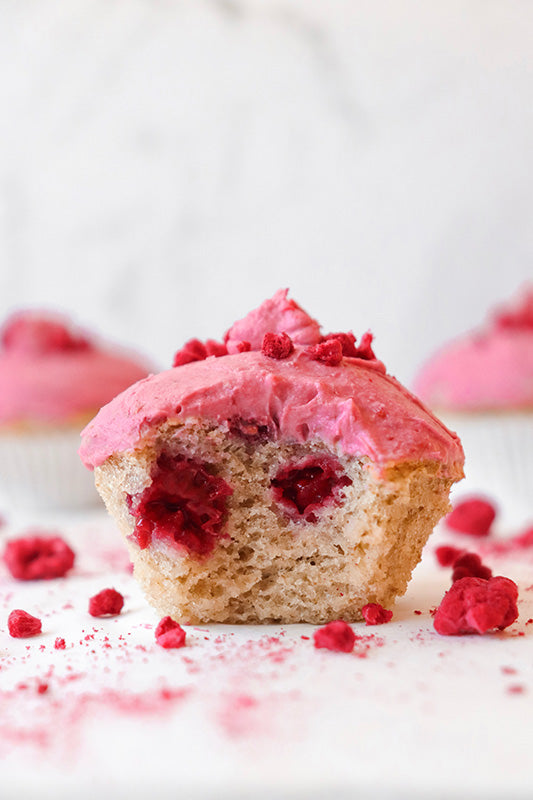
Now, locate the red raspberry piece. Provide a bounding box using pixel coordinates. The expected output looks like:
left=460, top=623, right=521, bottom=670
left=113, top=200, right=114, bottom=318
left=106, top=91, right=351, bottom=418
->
left=127, top=453, right=233, bottom=555
left=88, top=588, right=124, bottom=618
left=313, top=620, right=356, bottom=652
left=54, top=637, right=66, bottom=650
left=307, top=339, right=343, bottom=366
left=361, top=603, right=393, bottom=625
left=4, top=534, right=75, bottom=580
left=445, top=497, right=496, bottom=536
left=1, top=312, right=91, bottom=355
left=155, top=616, right=186, bottom=649
left=434, top=576, right=518, bottom=636
left=435, top=545, right=464, bottom=567
left=261, top=332, right=294, bottom=359
left=452, top=552, right=492, bottom=582
left=8, top=609, right=42, bottom=638
left=173, top=338, right=227, bottom=367
left=271, top=457, right=352, bottom=521
left=322, top=332, right=358, bottom=357
left=353, top=331, right=376, bottom=360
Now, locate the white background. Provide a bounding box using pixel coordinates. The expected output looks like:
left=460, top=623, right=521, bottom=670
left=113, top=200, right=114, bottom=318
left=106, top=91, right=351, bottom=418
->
left=0, top=0, right=531, bottom=385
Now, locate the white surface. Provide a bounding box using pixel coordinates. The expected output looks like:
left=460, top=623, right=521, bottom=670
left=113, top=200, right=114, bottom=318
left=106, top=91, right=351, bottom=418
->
left=0, top=1, right=531, bottom=385
left=1, top=510, right=532, bottom=800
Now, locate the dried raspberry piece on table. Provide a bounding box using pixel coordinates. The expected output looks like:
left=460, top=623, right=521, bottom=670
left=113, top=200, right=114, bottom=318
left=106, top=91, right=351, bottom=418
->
left=155, top=616, right=186, bottom=649
left=313, top=620, right=356, bottom=652
left=89, top=588, right=124, bottom=618
left=361, top=603, right=393, bottom=625
left=307, top=339, right=343, bottom=366
left=8, top=609, right=42, bottom=638
left=54, top=637, right=66, bottom=650
left=434, top=576, right=518, bottom=636
left=445, top=497, right=496, bottom=536
left=4, top=534, right=75, bottom=580
left=452, top=552, right=492, bottom=582
left=261, top=332, right=293, bottom=360
left=435, top=545, right=464, bottom=567
left=173, top=338, right=227, bottom=367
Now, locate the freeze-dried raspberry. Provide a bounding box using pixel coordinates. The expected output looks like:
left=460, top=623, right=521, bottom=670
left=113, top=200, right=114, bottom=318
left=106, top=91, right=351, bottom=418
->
left=1, top=312, right=91, bottom=355
left=322, top=332, right=358, bottom=357
left=445, top=497, right=496, bottom=536
left=54, top=637, right=66, bottom=650
left=313, top=620, right=356, bottom=652
left=434, top=576, right=518, bottom=636
left=435, top=545, right=464, bottom=567
left=261, top=332, right=293, bottom=359
left=361, top=603, right=393, bottom=625
left=4, top=534, right=75, bottom=580
left=173, top=338, right=227, bottom=367
left=155, top=616, right=186, bottom=649
left=452, top=552, right=492, bottom=582
left=353, top=331, right=376, bottom=360
left=493, top=289, right=533, bottom=331
left=88, top=588, right=124, bottom=618
left=8, top=609, right=42, bottom=638
left=307, top=339, right=343, bottom=366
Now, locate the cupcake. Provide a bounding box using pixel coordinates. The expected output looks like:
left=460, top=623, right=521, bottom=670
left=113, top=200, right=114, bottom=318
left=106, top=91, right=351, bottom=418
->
left=0, top=310, right=151, bottom=511
left=414, top=286, right=533, bottom=525
left=80, top=290, right=464, bottom=624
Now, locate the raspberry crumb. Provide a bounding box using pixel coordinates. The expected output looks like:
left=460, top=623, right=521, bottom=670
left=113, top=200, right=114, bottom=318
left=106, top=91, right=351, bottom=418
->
left=54, top=637, right=66, bottom=650
left=435, top=545, right=464, bottom=567
left=434, top=576, right=518, bottom=636
left=155, top=616, right=186, bottom=649
left=8, top=609, right=42, bottom=638
left=445, top=497, right=497, bottom=536
left=173, top=338, right=227, bottom=367
left=322, top=332, right=358, bottom=357
left=4, top=534, right=75, bottom=580
left=353, top=331, right=376, bottom=360
left=361, top=603, right=393, bottom=625
left=306, top=339, right=343, bottom=366
left=261, top=332, right=294, bottom=359
left=313, top=620, right=356, bottom=652
left=88, top=589, right=124, bottom=618
left=37, top=683, right=48, bottom=695
left=452, top=552, right=492, bottom=582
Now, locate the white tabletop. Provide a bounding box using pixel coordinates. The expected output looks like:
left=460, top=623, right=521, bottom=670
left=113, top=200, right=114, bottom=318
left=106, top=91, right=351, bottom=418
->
left=0, top=510, right=532, bottom=800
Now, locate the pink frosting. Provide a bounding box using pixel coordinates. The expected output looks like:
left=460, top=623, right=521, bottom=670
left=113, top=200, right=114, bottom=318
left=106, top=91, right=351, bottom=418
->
left=225, top=289, right=321, bottom=351
left=414, top=288, right=533, bottom=411
left=0, top=311, right=151, bottom=425
left=80, top=291, right=463, bottom=475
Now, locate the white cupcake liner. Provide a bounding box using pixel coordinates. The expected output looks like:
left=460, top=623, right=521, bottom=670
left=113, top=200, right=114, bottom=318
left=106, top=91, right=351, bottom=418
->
left=441, top=412, right=533, bottom=528
left=0, top=428, right=101, bottom=512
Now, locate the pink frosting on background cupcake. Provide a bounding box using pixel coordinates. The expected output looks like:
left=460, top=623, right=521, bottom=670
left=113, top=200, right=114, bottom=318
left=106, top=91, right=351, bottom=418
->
left=0, top=311, right=151, bottom=426
left=414, top=287, right=533, bottom=411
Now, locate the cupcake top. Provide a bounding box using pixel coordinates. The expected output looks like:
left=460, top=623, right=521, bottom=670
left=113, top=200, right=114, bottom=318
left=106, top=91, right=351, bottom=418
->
left=414, top=287, right=533, bottom=412
left=0, top=310, right=151, bottom=426
left=80, top=290, right=463, bottom=477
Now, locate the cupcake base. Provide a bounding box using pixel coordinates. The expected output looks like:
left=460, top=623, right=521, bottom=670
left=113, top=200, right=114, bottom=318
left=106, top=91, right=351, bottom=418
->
left=441, top=411, right=533, bottom=527
left=0, top=427, right=101, bottom=512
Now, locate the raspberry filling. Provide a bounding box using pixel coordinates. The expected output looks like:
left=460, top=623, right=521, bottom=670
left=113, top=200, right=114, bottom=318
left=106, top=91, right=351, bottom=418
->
left=271, top=457, right=352, bottom=522
left=127, top=453, right=233, bottom=556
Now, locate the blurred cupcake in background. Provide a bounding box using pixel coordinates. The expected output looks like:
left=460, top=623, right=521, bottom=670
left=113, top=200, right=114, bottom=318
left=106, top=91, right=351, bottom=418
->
left=414, top=286, right=533, bottom=526
left=0, top=310, right=151, bottom=512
